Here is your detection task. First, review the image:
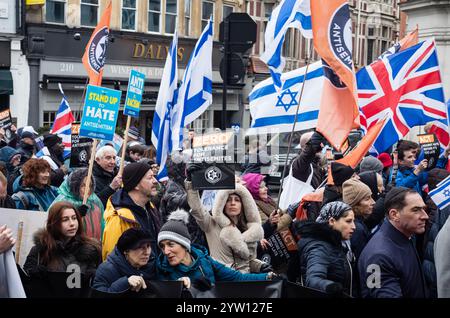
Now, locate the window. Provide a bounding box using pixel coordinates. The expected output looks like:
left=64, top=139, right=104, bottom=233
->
left=184, top=0, right=191, bottom=36
left=368, top=26, right=374, bottom=36
left=46, top=0, right=66, bottom=24
left=165, top=0, right=177, bottom=34
left=202, top=1, right=214, bottom=30
left=43, top=111, right=82, bottom=128
left=81, top=0, right=98, bottom=27
left=122, top=0, right=136, bottom=31
left=148, top=0, right=161, bottom=33
left=264, top=3, right=273, bottom=18
left=223, top=5, right=233, bottom=20
left=367, top=39, right=374, bottom=65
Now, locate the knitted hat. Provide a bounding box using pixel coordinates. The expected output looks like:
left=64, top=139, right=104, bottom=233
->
left=157, top=209, right=191, bottom=251
left=377, top=153, right=393, bottom=168
left=122, top=162, right=152, bottom=192
left=316, top=201, right=353, bottom=224
left=117, top=228, right=152, bottom=254
left=342, top=178, right=372, bottom=207
left=43, top=134, right=62, bottom=149
left=331, top=162, right=355, bottom=186
left=359, top=156, right=384, bottom=174
left=21, top=131, right=36, bottom=139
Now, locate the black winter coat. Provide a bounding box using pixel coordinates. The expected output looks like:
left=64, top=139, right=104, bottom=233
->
left=291, top=143, right=325, bottom=190
left=92, top=247, right=156, bottom=293
left=423, top=197, right=450, bottom=298
left=350, top=217, right=371, bottom=261
left=93, top=161, right=118, bottom=208
left=296, top=221, right=355, bottom=296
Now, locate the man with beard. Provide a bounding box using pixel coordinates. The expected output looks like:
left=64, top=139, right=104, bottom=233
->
left=102, top=162, right=162, bottom=260
left=40, top=134, right=68, bottom=187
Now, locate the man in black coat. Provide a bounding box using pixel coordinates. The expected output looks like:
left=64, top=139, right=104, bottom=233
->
left=93, top=145, right=122, bottom=208
left=358, top=187, right=428, bottom=298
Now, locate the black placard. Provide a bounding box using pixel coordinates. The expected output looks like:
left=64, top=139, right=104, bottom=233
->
left=0, top=107, right=13, bottom=143
left=191, top=131, right=235, bottom=190
left=70, top=122, right=93, bottom=168
left=262, top=229, right=298, bottom=269
left=418, top=133, right=440, bottom=170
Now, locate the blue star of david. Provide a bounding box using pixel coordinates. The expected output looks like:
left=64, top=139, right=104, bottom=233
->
left=444, top=189, right=450, bottom=198
left=276, top=89, right=298, bottom=112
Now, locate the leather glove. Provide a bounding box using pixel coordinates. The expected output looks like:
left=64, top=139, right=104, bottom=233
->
left=309, top=131, right=326, bottom=153
left=325, top=282, right=343, bottom=295
left=186, top=162, right=204, bottom=181
left=259, top=262, right=274, bottom=273
left=78, top=204, right=89, bottom=217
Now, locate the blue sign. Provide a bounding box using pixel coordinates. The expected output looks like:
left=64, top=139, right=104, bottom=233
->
left=123, top=70, right=145, bottom=117
left=80, top=85, right=121, bottom=141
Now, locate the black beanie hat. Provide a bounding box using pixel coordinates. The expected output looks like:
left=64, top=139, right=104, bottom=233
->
left=117, top=228, right=152, bottom=254
left=331, top=162, right=355, bottom=186
left=43, top=134, right=62, bottom=149
left=157, top=209, right=191, bottom=251
left=122, top=162, right=152, bottom=192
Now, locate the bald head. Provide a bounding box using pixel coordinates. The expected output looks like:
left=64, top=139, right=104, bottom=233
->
left=300, top=132, right=314, bottom=150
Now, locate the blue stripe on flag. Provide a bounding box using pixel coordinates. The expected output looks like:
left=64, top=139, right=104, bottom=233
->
left=294, top=12, right=311, bottom=30
left=252, top=110, right=319, bottom=127
left=275, top=0, right=297, bottom=37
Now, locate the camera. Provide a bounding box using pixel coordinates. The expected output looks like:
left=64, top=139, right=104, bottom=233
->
left=73, top=33, right=81, bottom=41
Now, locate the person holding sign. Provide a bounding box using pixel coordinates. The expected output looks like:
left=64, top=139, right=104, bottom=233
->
left=102, top=162, right=161, bottom=261
left=295, top=201, right=356, bottom=297
left=185, top=171, right=267, bottom=274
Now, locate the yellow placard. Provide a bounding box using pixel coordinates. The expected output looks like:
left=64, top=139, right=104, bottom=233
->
left=26, top=0, right=46, bottom=5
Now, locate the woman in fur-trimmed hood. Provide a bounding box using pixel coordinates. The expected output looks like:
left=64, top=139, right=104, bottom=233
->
left=185, top=180, right=265, bottom=273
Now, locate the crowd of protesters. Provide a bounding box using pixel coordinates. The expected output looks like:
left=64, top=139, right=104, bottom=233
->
left=1, top=124, right=450, bottom=298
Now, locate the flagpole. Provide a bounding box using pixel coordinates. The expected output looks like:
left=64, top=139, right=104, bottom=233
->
left=83, top=138, right=99, bottom=205
left=275, top=45, right=314, bottom=211
left=118, top=116, right=131, bottom=176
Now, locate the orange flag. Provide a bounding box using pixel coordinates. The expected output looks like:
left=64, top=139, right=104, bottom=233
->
left=399, top=26, right=418, bottom=49
left=82, top=2, right=112, bottom=86
left=311, top=0, right=359, bottom=150
left=337, top=118, right=386, bottom=168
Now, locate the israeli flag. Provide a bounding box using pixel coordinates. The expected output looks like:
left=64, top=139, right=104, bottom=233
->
left=261, top=0, right=312, bottom=89
left=151, top=32, right=179, bottom=181
left=429, top=175, right=450, bottom=210
left=172, top=17, right=213, bottom=150
left=247, top=61, right=324, bottom=135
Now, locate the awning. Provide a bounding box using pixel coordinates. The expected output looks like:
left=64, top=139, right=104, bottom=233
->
left=0, top=70, right=13, bottom=95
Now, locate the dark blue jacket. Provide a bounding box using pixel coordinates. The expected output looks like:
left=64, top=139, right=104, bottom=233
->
left=156, top=245, right=267, bottom=285
left=92, top=247, right=156, bottom=293
left=350, top=217, right=371, bottom=261
left=358, top=220, right=427, bottom=298
left=296, top=221, right=355, bottom=296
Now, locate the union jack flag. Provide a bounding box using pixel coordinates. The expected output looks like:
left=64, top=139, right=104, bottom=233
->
left=428, top=99, right=450, bottom=154
left=357, top=39, right=447, bottom=154
left=50, top=84, right=75, bottom=159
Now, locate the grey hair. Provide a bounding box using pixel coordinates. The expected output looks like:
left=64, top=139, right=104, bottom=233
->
left=95, top=145, right=117, bottom=160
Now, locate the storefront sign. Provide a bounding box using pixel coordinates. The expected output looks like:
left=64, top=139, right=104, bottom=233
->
left=191, top=131, right=235, bottom=190
left=26, top=0, right=46, bottom=5
left=418, top=133, right=440, bottom=170
left=70, top=122, right=93, bottom=168
left=80, top=85, right=121, bottom=141
left=132, top=43, right=185, bottom=61
left=123, top=70, right=145, bottom=117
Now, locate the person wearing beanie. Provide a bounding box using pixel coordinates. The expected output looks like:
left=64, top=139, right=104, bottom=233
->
left=102, top=162, right=162, bottom=261
left=358, top=187, right=428, bottom=298
left=17, top=130, right=37, bottom=164
left=322, top=162, right=355, bottom=205
left=156, top=209, right=274, bottom=287
left=49, top=168, right=105, bottom=241
left=343, top=178, right=375, bottom=260
left=0, top=146, right=23, bottom=195
left=92, top=228, right=157, bottom=293
left=295, top=201, right=356, bottom=296
left=185, top=174, right=267, bottom=274
left=40, top=133, right=68, bottom=187
left=359, top=156, right=384, bottom=175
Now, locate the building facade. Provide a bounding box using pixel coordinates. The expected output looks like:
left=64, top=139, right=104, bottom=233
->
left=24, top=0, right=246, bottom=143
left=0, top=0, right=29, bottom=128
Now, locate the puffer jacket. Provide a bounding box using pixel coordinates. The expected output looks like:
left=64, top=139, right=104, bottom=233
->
left=186, top=181, right=265, bottom=273
left=50, top=179, right=105, bottom=241
left=101, top=189, right=162, bottom=260
left=92, top=247, right=156, bottom=293
left=12, top=175, right=59, bottom=211
left=296, top=221, right=355, bottom=296
left=157, top=245, right=267, bottom=285
left=23, top=229, right=101, bottom=277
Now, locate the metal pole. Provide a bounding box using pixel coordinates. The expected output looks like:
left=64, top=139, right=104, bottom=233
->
left=275, top=45, right=314, bottom=211
left=221, top=19, right=229, bottom=130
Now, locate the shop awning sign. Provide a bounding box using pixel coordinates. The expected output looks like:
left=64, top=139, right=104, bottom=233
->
left=123, top=70, right=145, bottom=117
left=80, top=85, right=121, bottom=141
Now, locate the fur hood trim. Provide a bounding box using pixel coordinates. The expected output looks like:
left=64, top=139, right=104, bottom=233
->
left=212, top=183, right=261, bottom=227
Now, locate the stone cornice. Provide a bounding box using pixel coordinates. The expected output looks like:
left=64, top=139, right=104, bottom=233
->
left=400, top=0, right=450, bottom=11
